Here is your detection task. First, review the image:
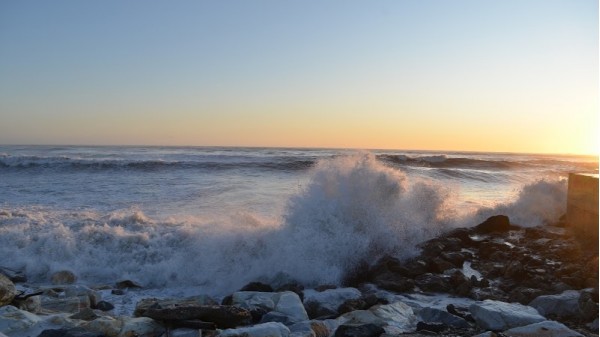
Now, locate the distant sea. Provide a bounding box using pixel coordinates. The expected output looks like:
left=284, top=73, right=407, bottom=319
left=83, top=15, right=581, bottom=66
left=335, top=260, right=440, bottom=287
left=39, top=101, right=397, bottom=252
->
left=0, top=145, right=597, bottom=295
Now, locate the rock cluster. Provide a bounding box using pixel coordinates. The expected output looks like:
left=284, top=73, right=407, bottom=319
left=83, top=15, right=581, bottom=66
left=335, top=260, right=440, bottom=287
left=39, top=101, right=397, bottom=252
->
left=0, top=215, right=597, bottom=337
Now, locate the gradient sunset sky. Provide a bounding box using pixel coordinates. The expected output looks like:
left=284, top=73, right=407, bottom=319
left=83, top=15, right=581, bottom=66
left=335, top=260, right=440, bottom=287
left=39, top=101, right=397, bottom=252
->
left=0, top=0, right=597, bottom=154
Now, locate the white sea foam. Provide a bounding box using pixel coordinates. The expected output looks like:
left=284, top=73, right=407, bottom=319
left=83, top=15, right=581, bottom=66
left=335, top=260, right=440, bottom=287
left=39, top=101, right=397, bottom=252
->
left=0, top=153, right=570, bottom=295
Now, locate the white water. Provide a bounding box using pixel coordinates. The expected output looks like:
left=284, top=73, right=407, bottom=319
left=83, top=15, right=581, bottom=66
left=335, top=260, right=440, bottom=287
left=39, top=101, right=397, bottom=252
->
left=0, top=151, right=578, bottom=296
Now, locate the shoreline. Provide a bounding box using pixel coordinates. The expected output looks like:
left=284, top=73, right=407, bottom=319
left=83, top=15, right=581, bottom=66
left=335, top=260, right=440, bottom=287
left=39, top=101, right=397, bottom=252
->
left=1, top=214, right=598, bottom=337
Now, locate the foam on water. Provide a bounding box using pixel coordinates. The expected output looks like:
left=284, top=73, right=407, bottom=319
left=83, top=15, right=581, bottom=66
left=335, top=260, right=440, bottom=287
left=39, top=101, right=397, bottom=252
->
left=0, top=153, right=571, bottom=295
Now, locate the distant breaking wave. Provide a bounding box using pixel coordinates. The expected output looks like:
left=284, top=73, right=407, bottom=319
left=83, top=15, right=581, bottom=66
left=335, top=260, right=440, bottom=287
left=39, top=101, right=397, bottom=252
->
left=1, top=153, right=596, bottom=173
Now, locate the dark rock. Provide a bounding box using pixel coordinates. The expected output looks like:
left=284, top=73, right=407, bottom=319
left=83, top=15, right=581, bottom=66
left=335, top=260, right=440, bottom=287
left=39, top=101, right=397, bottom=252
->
left=94, top=301, right=114, bottom=311
left=414, top=273, right=451, bottom=293
left=0, top=273, right=17, bottom=306
left=50, top=270, right=77, bottom=285
left=249, top=307, right=267, bottom=324
left=69, top=308, right=98, bottom=321
left=371, top=272, right=415, bottom=293
left=304, top=301, right=337, bottom=320
left=315, top=284, right=337, bottom=292
left=338, top=298, right=367, bottom=314
left=416, top=321, right=447, bottom=333
left=504, top=260, right=527, bottom=282
left=441, top=252, right=466, bottom=266
left=260, top=311, right=298, bottom=325
left=115, top=280, right=143, bottom=289
left=111, top=289, right=124, bottom=295
left=360, top=293, right=380, bottom=308
left=446, top=304, right=474, bottom=322
left=37, top=328, right=105, bottom=337
left=221, top=294, right=233, bottom=305
left=140, top=304, right=251, bottom=329
left=507, top=287, right=543, bottom=305
left=334, top=324, right=385, bottom=337
left=240, top=282, right=273, bottom=292
left=579, top=289, right=599, bottom=321
left=430, top=257, right=455, bottom=273
left=0, top=266, right=27, bottom=283
left=446, top=228, right=474, bottom=245
left=474, top=215, right=511, bottom=234
left=275, top=283, right=305, bottom=301
left=419, top=307, right=470, bottom=328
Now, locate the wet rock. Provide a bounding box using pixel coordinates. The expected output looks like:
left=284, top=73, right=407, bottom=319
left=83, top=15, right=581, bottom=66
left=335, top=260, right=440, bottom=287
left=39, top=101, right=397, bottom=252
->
left=81, top=316, right=122, bottom=337
left=275, top=283, right=304, bottom=301
left=429, top=257, right=455, bottom=274
left=140, top=304, right=251, bottom=329
left=441, top=252, right=466, bottom=266
left=578, top=288, right=599, bottom=321
left=474, top=215, right=511, bottom=234
left=0, top=274, right=16, bottom=307
left=111, top=289, right=124, bottom=296
left=418, top=307, right=470, bottom=328
left=334, top=324, right=384, bottom=337
left=416, top=321, right=447, bottom=333
left=50, top=270, right=77, bottom=285
left=446, top=304, right=474, bottom=322
left=315, top=285, right=338, bottom=292
left=469, top=300, right=545, bottom=331
left=70, top=308, right=99, bottom=321
left=303, top=288, right=362, bottom=319
left=240, top=282, right=274, bottom=293
left=114, top=280, right=142, bottom=289
left=529, top=290, right=580, bottom=319
left=42, top=296, right=89, bottom=313
left=338, top=302, right=416, bottom=334
left=414, top=273, right=450, bottom=293
left=219, top=322, right=290, bottom=337
left=232, top=291, right=308, bottom=323
left=508, top=287, right=544, bottom=305
left=134, top=295, right=217, bottom=316
left=587, top=318, right=599, bottom=333
left=65, top=285, right=101, bottom=308
left=289, top=320, right=333, bottom=337
left=371, top=273, right=415, bottom=293
left=119, top=316, right=165, bottom=337
left=0, top=305, right=43, bottom=335
left=503, top=320, right=583, bottom=337
left=95, top=301, right=114, bottom=311
left=13, top=294, right=41, bottom=313
left=0, top=266, right=26, bottom=283
left=37, top=328, right=105, bottom=337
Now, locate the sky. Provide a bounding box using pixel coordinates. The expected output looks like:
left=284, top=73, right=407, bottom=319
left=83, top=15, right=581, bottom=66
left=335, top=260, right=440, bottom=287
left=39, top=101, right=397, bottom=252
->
left=0, top=0, right=598, bottom=154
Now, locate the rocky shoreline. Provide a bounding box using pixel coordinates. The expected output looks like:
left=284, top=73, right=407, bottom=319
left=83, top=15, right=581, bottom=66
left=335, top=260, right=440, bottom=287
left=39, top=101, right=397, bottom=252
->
left=0, top=215, right=598, bottom=337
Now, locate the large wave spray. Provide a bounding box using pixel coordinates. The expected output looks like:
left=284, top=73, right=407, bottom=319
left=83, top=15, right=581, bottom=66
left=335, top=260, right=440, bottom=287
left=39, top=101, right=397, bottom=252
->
left=0, top=153, right=569, bottom=295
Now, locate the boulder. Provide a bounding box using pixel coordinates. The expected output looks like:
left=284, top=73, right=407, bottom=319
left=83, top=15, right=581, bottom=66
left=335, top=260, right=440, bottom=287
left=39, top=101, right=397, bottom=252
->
left=289, top=321, right=333, bottom=337
left=587, top=318, right=598, bottom=333
left=233, top=291, right=308, bottom=324
left=240, top=282, right=274, bottom=292
left=0, top=266, right=26, bottom=283
left=0, top=274, right=16, bottom=307
left=371, top=273, right=415, bottom=293
left=417, top=307, right=470, bottom=328
left=50, top=270, right=77, bottom=285
left=334, top=324, right=384, bottom=337
left=133, top=295, right=217, bottom=316
left=578, top=288, right=599, bottom=321
left=469, top=300, right=545, bottom=331
left=37, top=328, right=105, bottom=337
left=303, top=288, right=362, bottom=319
left=414, top=273, right=451, bottom=293
left=0, top=305, right=43, bottom=335
left=41, top=296, right=89, bottom=313
left=474, top=215, right=511, bottom=234
left=14, top=295, right=41, bottom=313
left=82, top=316, right=122, bottom=337
left=115, top=280, right=143, bottom=289
left=529, top=290, right=580, bottom=319
left=95, top=301, right=114, bottom=311
left=118, top=316, right=164, bottom=337
left=69, top=308, right=99, bottom=321
left=140, top=304, right=251, bottom=329
left=65, top=285, right=101, bottom=308
left=337, top=302, right=415, bottom=334
left=219, top=322, right=290, bottom=337
left=503, top=320, right=583, bottom=337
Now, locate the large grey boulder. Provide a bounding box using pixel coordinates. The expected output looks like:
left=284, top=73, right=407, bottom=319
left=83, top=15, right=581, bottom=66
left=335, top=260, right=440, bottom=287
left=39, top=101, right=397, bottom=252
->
left=303, top=288, right=362, bottom=318
left=503, top=320, right=583, bottom=337
left=0, top=305, right=43, bottom=335
left=529, top=290, right=580, bottom=319
left=0, top=274, right=16, bottom=307
left=233, top=291, right=308, bottom=324
left=337, top=301, right=416, bottom=334
left=219, top=322, right=290, bottom=337
left=469, top=300, right=545, bottom=331
left=418, top=307, right=470, bottom=328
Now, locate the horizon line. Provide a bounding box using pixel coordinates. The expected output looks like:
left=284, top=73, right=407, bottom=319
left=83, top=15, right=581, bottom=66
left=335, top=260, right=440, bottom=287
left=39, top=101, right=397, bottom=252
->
left=0, top=143, right=597, bottom=158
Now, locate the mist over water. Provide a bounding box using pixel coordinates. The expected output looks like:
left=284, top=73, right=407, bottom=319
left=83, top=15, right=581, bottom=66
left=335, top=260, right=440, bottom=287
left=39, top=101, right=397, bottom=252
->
left=0, top=146, right=596, bottom=295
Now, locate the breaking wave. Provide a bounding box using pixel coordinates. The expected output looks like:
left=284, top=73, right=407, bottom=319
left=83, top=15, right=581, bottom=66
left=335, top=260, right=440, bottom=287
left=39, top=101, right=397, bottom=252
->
left=0, top=153, right=571, bottom=295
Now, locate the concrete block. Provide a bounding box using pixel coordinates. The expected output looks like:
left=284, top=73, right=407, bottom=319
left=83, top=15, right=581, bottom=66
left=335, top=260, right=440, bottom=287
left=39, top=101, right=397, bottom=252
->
left=566, top=173, right=599, bottom=247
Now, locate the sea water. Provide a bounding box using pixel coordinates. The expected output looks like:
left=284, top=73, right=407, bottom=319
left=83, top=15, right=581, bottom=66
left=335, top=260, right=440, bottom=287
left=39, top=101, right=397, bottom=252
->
left=0, top=146, right=597, bottom=295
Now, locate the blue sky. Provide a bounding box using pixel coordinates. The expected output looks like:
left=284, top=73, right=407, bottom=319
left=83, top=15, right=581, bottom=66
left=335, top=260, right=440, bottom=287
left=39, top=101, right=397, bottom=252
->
left=0, top=0, right=597, bottom=153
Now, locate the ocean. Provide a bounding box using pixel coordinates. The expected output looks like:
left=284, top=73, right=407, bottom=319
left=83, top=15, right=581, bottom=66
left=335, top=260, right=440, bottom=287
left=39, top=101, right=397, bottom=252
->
left=0, top=145, right=597, bottom=296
